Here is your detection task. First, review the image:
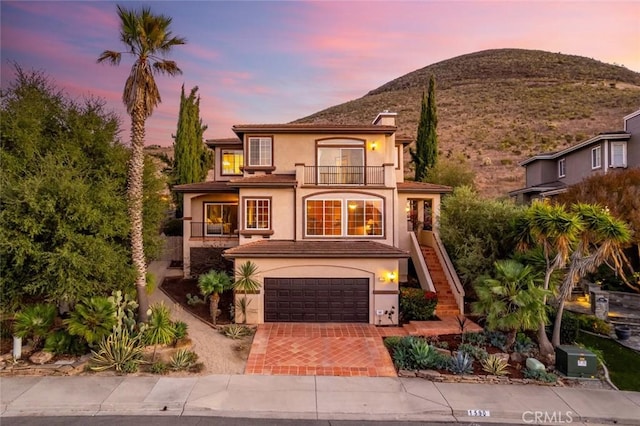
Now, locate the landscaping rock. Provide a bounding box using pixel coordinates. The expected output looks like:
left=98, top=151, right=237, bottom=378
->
left=510, top=352, right=524, bottom=363
left=433, top=347, right=451, bottom=357
left=417, top=369, right=441, bottom=379
left=526, top=357, right=545, bottom=372
left=29, top=351, right=53, bottom=365
left=494, top=352, right=510, bottom=363
left=398, top=369, right=416, bottom=377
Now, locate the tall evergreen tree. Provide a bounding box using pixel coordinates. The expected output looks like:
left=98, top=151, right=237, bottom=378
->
left=172, top=85, right=211, bottom=217
left=98, top=5, right=185, bottom=321
left=410, top=75, right=438, bottom=181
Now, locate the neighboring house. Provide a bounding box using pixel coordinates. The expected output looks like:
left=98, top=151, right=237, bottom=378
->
left=510, top=109, right=640, bottom=203
left=174, top=112, right=462, bottom=325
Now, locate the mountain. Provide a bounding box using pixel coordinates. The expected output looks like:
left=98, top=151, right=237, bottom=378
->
left=294, top=49, right=640, bottom=198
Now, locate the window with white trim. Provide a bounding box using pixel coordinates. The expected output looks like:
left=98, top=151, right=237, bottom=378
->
left=248, top=137, right=272, bottom=167
left=611, top=142, right=627, bottom=168
left=558, top=158, right=566, bottom=178
left=591, top=146, right=601, bottom=169
left=305, top=197, right=383, bottom=237
left=245, top=198, right=270, bottom=230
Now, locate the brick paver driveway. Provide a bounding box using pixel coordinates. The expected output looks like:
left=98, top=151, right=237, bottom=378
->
left=245, top=323, right=399, bottom=377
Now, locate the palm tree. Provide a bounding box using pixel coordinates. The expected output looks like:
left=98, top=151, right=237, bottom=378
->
left=473, top=259, right=549, bottom=350
left=198, top=270, right=233, bottom=325
left=514, top=201, right=582, bottom=359
left=551, top=204, right=631, bottom=346
left=233, top=261, right=261, bottom=324
left=98, top=6, right=186, bottom=322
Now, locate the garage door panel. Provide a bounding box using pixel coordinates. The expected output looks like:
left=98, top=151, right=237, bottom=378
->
left=264, top=277, right=369, bottom=323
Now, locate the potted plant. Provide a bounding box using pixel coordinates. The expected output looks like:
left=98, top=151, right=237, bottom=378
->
left=614, top=324, right=631, bottom=341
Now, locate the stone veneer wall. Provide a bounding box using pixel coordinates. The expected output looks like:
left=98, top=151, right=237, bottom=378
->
left=607, top=291, right=640, bottom=310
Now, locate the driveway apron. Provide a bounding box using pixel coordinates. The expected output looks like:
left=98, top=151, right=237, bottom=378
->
left=246, top=323, right=398, bottom=377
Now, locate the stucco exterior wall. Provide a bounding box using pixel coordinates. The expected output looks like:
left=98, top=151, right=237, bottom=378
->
left=625, top=113, right=639, bottom=168
left=231, top=256, right=401, bottom=325
left=238, top=187, right=295, bottom=244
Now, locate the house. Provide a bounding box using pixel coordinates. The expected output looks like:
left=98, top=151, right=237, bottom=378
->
left=510, top=109, right=640, bottom=203
left=173, top=112, right=463, bottom=325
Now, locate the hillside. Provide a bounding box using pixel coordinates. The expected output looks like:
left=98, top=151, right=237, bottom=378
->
left=294, top=49, right=640, bottom=198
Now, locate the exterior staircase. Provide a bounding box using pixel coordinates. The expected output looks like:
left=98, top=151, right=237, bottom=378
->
left=421, top=246, right=460, bottom=317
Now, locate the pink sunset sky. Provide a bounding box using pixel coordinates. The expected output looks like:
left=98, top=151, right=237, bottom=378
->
left=2, top=1, right=639, bottom=146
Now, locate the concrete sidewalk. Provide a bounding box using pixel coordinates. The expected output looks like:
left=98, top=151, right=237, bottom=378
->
left=1, top=375, right=639, bottom=424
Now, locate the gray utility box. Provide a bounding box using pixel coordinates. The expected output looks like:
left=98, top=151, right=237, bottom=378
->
left=555, top=345, right=598, bottom=378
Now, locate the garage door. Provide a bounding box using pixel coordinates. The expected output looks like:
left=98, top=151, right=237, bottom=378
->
left=264, top=277, right=369, bottom=322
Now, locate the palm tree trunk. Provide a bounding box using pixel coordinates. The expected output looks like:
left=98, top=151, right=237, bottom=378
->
left=211, top=293, right=220, bottom=325
left=129, top=105, right=149, bottom=322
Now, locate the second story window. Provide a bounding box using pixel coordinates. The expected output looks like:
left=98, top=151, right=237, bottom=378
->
left=222, top=150, right=243, bottom=175
left=558, top=158, right=566, bottom=178
left=248, top=137, right=272, bottom=167
left=591, top=146, right=601, bottom=169
left=245, top=198, right=270, bottom=230
left=611, top=142, right=627, bottom=168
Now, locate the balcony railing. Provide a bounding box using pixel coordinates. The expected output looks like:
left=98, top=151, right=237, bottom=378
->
left=190, top=222, right=238, bottom=238
left=304, top=166, right=384, bottom=185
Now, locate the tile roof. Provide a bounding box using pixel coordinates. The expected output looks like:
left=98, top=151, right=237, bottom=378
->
left=232, top=123, right=396, bottom=136
left=228, top=174, right=297, bottom=187
left=172, top=181, right=237, bottom=193
left=224, top=240, right=409, bottom=259
left=396, top=181, right=453, bottom=193
left=205, top=137, right=242, bottom=147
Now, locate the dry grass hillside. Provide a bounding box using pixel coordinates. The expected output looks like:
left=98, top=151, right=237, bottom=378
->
left=294, top=49, right=640, bottom=198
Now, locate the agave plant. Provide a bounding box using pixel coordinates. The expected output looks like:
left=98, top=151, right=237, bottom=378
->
left=13, top=304, right=56, bottom=348
left=170, top=348, right=198, bottom=371
left=449, top=351, right=474, bottom=375
left=481, top=354, right=510, bottom=376
left=198, top=270, right=233, bottom=325
left=90, top=328, right=145, bottom=373
left=64, top=296, right=116, bottom=347
left=233, top=261, right=261, bottom=324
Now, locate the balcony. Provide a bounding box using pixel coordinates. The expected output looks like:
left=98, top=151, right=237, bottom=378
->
left=303, top=166, right=385, bottom=186
left=190, top=222, right=238, bottom=238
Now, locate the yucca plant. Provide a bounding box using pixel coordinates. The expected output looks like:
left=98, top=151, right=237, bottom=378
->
left=172, top=321, right=188, bottom=341
left=481, top=354, right=510, bottom=376
left=170, top=348, right=198, bottom=371
left=13, top=303, right=57, bottom=348
left=90, top=328, right=144, bottom=373
left=220, top=324, right=251, bottom=340
left=198, top=270, right=232, bottom=325
left=145, top=302, right=176, bottom=361
left=233, top=261, right=261, bottom=324
left=449, top=351, right=474, bottom=375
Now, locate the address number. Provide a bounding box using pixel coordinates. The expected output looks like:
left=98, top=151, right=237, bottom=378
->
left=468, top=409, right=491, bottom=417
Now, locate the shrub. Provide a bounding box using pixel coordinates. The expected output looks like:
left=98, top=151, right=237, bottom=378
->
left=220, top=324, right=252, bottom=340
left=162, top=218, right=183, bottom=236
left=150, top=361, right=169, bottom=375
left=449, top=352, right=474, bottom=375
left=90, top=329, right=144, bottom=373
left=577, top=315, right=611, bottom=336
left=523, top=368, right=558, bottom=383
left=170, top=349, right=198, bottom=371
left=387, top=336, right=451, bottom=371
left=481, top=355, right=510, bottom=376
left=458, top=343, right=488, bottom=361
left=399, top=287, right=438, bottom=322
left=65, top=297, right=117, bottom=347
left=13, top=304, right=57, bottom=348
left=486, top=330, right=507, bottom=351
left=384, top=336, right=403, bottom=350
left=44, top=329, right=88, bottom=356
left=548, top=310, right=579, bottom=344
left=186, top=293, right=205, bottom=306
left=463, top=332, right=486, bottom=346
left=172, top=321, right=188, bottom=341
left=513, top=332, right=535, bottom=354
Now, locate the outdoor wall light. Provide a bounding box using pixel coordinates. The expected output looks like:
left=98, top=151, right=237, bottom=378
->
left=387, top=271, right=397, bottom=282
left=370, top=141, right=377, bottom=151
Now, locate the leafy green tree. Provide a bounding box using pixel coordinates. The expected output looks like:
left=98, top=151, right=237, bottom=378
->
left=473, top=260, right=549, bottom=350
left=440, top=186, right=524, bottom=292
left=172, top=85, right=212, bottom=217
left=424, top=156, right=475, bottom=189
left=552, top=204, right=631, bottom=346
left=514, top=201, right=582, bottom=359
left=198, top=270, right=233, bottom=325
left=98, top=5, right=186, bottom=321
left=1, top=67, right=164, bottom=312
left=410, top=75, right=438, bottom=182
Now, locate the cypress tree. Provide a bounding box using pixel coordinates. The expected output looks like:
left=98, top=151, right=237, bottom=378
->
left=172, top=85, right=211, bottom=217
left=410, top=75, right=438, bottom=181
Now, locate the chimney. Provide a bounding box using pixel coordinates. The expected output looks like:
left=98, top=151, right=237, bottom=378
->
left=372, top=110, right=397, bottom=126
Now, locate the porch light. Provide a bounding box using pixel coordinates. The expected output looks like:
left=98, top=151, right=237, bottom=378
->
left=370, top=141, right=377, bottom=151
left=387, top=271, right=397, bottom=282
